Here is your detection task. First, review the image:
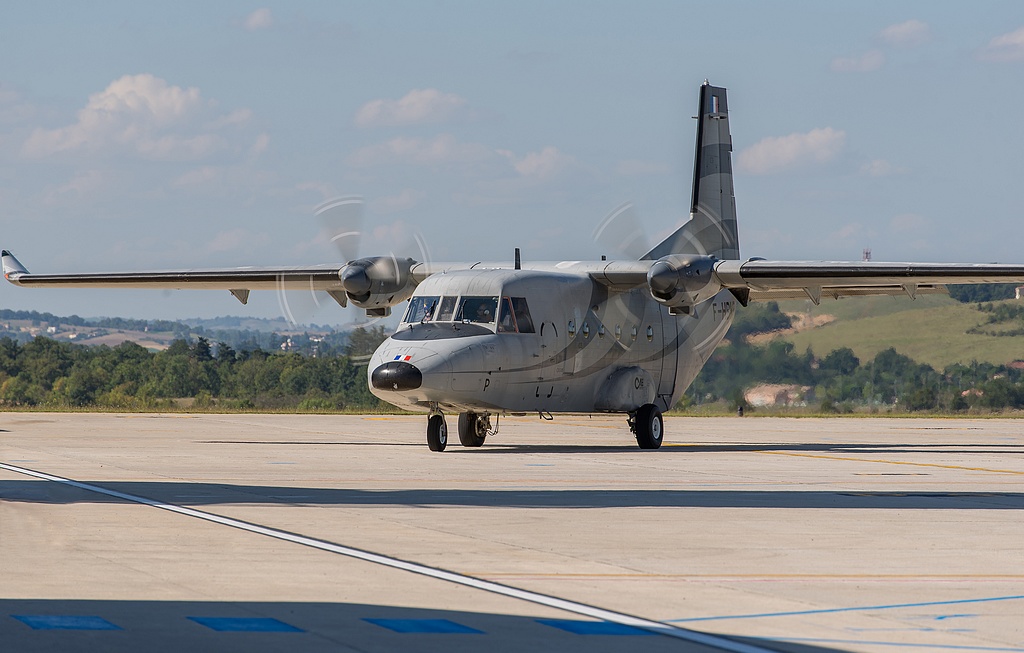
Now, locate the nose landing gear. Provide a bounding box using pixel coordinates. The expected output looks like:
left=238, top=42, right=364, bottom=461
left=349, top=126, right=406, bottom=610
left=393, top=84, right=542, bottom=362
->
left=426, top=413, right=448, bottom=451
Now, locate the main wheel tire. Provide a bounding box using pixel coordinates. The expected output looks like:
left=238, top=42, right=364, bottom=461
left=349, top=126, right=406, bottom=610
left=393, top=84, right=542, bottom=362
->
left=635, top=404, right=664, bottom=449
left=458, top=412, right=487, bottom=447
left=427, top=414, right=448, bottom=451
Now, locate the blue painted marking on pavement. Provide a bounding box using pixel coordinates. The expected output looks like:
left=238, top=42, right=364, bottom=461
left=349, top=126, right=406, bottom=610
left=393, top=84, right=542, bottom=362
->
left=774, top=638, right=1024, bottom=652
left=364, top=618, right=482, bottom=634
left=188, top=617, right=303, bottom=632
left=538, top=619, right=654, bottom=635
left=13, top=615, right=120, bottom=630
left=667, top=594, right=1024, bottom=623
left=935, top=614, right=977, bottom=620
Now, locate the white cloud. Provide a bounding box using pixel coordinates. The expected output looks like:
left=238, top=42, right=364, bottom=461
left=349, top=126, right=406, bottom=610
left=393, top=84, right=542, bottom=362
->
left=616, top=159, right=670, bottom=176
left=0, top=85, right=34, bottom=124
left=347, top=133, right=490, bottom=167
left=370, top=189, right=422, bottom=213
left=879, top=20, right=931, bottom=47
left=978, top=26, right=1024, bottom=62
left=831, top=49, right=885, bottom=72
left=860, top=159, right=907, bottom=177
left=889, top=213, right=928, bottom=233
left=41, top=169, right=106, bottom=205
left=172, top=166, right=221, bottom=187
left=57, top=169, right=104, bottom=194
left=249, top=132, right=270, bottom=156
left=243, top=8, right=273, bottom=31
left=836, top=223, right=862, bottom=240
left=737, top=127, right=846, bottom=175
left=498, top=146, right=574, bottom=179
left=206, top=108, right=252, bottom=129
left=22, top=74, right=249, bottom=161
left=206, top=228, right=271, bottom=254
left=355, top=89, right=467, bottom=128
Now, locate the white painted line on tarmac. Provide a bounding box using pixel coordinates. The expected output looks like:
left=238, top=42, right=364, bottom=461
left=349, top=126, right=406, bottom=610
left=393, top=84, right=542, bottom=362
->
left=1, top=461, right=780, bottom=653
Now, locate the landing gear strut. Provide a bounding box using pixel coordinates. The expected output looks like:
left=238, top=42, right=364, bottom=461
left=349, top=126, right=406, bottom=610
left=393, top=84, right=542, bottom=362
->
left=458, top=412, right=491, bottom=447
left=426, top=413, right=448, bottom=451
left=630, top=403, right=663, bottom=450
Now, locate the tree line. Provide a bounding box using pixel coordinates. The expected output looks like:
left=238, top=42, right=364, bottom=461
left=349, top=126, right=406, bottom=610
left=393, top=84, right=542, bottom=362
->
left=0, top=327, right=390, bottom=411
left=686, top=302, right=1024, bottom=413
left=1, top=303, right=1023, bottom=413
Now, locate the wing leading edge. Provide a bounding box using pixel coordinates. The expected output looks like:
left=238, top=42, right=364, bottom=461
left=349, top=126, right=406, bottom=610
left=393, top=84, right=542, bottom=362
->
left=714, top=259, right=1024, bottom=304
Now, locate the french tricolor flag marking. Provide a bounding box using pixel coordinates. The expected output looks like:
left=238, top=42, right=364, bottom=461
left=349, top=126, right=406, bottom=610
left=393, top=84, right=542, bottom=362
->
left=393, top=355, right=412, bottom=362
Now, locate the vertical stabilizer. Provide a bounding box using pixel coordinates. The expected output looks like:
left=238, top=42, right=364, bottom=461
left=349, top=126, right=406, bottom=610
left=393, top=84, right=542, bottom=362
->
left=644, top=82, right=740, bottom=261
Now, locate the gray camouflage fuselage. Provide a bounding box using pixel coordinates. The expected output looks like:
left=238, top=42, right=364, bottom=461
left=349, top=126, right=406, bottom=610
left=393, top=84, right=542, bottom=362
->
left=368, top=264, right=736, bottom=414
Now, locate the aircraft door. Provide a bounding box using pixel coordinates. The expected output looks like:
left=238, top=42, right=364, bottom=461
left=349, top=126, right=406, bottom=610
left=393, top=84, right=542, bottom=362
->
left=540, top=321, right=558, bottom=371
left=656, top=310, right=678, bottom=405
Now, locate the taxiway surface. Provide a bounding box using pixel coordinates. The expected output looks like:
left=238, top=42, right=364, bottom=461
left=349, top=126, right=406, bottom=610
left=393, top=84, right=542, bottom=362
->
left=2, top=413, right=1022, bottom=652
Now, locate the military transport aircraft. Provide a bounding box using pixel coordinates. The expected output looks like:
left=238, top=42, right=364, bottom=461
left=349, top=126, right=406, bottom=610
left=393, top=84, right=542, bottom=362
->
left=5, top=81, right=1024, bottom=451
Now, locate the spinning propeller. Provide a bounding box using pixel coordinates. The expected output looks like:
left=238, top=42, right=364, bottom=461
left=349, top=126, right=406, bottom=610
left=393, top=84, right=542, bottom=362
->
left=275, top=196, right=430, bottom=326
left=592, top=201, right=653, bottom=261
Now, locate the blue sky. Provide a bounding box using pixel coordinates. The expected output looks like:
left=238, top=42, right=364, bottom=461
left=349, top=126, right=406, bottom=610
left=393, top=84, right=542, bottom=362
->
left=2, top=1, right=1023, bottom=323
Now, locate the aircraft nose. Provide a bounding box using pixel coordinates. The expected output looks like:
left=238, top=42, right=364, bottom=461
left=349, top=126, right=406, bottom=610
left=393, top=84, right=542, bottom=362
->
left=371, top=361, right=423, bottom=391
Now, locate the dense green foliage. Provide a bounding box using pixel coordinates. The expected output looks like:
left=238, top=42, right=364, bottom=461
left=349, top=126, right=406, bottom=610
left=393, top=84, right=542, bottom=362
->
left=947, top=283, right=1017, bottom=303
left=726, top=301, right=792, bottom=341
left=1, top=300, right=1022, bottom=413
left=685, top=302, right=1024, bottom=413
left=0, top=327, right=389, bottom=411
left=967, top=302, right=1024, bottom=337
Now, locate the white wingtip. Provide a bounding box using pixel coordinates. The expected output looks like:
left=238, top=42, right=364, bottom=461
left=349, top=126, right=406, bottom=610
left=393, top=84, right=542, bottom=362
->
left=2, top=250, right=29, bottom=281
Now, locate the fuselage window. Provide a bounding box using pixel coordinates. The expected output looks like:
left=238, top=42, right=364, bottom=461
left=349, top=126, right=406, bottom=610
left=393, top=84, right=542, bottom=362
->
left=437, top=295, right=457, bottom=321
left=456, top=296, right=498, bottom=324
left=510, top=297, right=535, bottom=333
left=404, top=295, right=439, bottom=323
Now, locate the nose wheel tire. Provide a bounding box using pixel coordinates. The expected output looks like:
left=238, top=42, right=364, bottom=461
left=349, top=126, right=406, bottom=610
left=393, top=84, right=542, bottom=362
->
left=634, top=403, right=664, bottom=449
left=427, top=414, right=448, bottom=451
left=458, top=412, right=488, bottom=447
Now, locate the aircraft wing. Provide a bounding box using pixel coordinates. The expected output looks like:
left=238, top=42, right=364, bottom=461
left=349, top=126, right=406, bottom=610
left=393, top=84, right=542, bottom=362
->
left=588, top=257, right=1024, bottom=305
left=713, top=260, right=1024, bottom=304
left=2, top=250, right=347, bottom=305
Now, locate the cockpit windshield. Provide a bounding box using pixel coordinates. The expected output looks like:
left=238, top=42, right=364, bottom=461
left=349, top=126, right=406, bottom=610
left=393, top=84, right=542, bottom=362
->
left=403, top=296, right=439, bottom=323
left=402, top=293, right=534, bottom=333
left=456, top=296, right=498, bottom=324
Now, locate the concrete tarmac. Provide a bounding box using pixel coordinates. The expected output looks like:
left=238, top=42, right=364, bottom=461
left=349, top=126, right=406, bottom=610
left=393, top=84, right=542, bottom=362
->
left=1, top=413, right=1022, bottom=652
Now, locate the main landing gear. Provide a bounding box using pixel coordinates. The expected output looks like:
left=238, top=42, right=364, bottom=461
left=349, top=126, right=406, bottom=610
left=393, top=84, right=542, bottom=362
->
left=426, top=411, right=494, bottom=451
left=458, top=412, right=490, bottom=447
left=629, top=403, right=664, bottom=450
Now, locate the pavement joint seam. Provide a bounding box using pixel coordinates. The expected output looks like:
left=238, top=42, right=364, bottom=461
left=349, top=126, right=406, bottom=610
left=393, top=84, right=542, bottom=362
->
left=0, top=460, right=783, bottom=653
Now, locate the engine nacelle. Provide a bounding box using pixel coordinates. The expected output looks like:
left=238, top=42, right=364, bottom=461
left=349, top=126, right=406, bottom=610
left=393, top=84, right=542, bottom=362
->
left=646, top=254, right=721, bottom=314
left=340, top=256, right=418, bottom=317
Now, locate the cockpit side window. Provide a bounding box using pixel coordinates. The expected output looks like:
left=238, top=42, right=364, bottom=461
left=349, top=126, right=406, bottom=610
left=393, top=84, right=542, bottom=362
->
left=497, top=297, right=517, bottom=332
left=456, top=296, right=498, bottom=324
left=511, top=297, right=535, bottom=333
left=437, top=296, right=457, bottom=321
left=404, top=295, right=439, bottom=323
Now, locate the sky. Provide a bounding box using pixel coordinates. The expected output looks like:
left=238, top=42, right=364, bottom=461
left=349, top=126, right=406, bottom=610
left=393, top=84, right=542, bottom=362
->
left=2, top=1, right=1023, bottom=325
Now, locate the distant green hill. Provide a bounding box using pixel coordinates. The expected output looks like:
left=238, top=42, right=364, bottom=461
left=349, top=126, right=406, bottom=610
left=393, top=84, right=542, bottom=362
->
left=770, top=295, right=1024, bottom=369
